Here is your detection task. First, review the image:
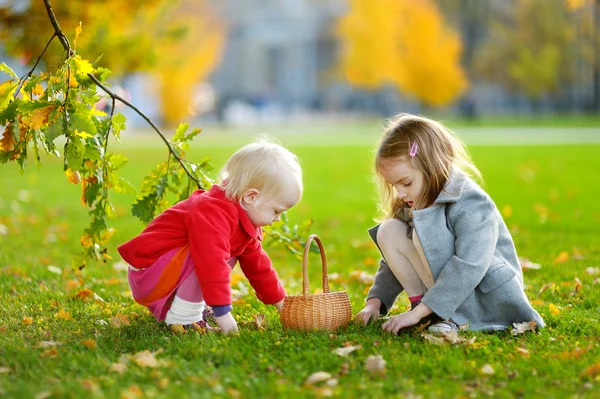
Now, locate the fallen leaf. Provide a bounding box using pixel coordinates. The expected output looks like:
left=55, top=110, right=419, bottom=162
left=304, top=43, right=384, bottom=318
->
left=253, top=313, right=266, bottom=330
left=502, top=204, right=513, bottom=218
left=37, top=341, right=63, bottom=348
left=40, top=347, right=58, bottom=358
left=553, top=251, right=569, bottom=264
left=332, top=345, right=361, bottom=357
left=480, top=364, right=495, bottom=375
left=46, top=265, right=62, bottom=274
left=364, top=355, right=386, bottom=377
left=511, top=321, right=537, bottom=336
left=538, top=282, right=555, bottom=295
left=519, top=257, right=542, bottom=270
left=572, top=277, right=583, bottom=296
left=110, top=314, right=130, bottom=328
left=131, top=349, right=164, bottom=368
left=54, top=310, right=72, bottom=320
left=549, top=304, right=561, bottom=316
left=581, top=362, right=600, bottom=379
left=109, top=362, right=127, bottom=374
left=421, top=333, right=447, bottom=346
left=22, top=316, right=33, bottom=325
left=516, top=347, right=530, bottom=358
left=585, top=267, right=600, bottom=275
left=559, top=344, right=593, bottom=359
left=304, top=371, right=333, bottom=386
left=81, top=339, right=96, bottom=349
left=0, top=367, right=11, bottom=373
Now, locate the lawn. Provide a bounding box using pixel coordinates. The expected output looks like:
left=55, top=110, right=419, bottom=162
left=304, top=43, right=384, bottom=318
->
left=1, top=125, right=599, bottom=398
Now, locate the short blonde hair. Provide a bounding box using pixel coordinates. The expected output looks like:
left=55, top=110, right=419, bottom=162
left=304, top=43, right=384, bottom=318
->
left=219, top=138, right=303, bottom=205
left=375, top=113, right=481, bottom=217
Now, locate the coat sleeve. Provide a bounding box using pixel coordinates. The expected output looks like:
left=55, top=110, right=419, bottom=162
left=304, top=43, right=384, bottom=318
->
left=186, top=202, right=237, bottom=307
left=421, top=191, right=499, bottom=320
left=237, top=239, right=286, bottom=304
left=367, top=258, right=404, bottom=316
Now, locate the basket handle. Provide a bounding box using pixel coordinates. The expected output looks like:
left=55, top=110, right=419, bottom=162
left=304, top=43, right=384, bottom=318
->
left=302, top=234, right=329, bottom=296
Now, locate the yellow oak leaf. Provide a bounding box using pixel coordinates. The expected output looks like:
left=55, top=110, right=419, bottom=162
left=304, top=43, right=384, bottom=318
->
left=65, top=168, right=81, bottom=184
left=0, top=124, right=16, bottom=152
left=30, top=105, right=56, bottom=130
left=549, top=304, right=561, bottom=315
left=74, top=129, right=94, bottom=139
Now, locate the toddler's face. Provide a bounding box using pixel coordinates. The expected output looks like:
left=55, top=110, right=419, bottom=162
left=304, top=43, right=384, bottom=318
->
left=378, top=157, right=424, bottom=209
left=244, top=190, right=300, bottom=228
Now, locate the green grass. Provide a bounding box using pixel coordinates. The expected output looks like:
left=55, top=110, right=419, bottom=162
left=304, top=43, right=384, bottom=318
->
left=1, top=127, right=600, bottom=398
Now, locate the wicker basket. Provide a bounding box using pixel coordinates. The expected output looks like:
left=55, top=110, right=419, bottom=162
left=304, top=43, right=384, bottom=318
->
left=280, top=234, right=352, bottom=331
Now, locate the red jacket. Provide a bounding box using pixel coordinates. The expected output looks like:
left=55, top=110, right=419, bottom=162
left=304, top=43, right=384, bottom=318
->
left=117, top=185, right=286, bottom=307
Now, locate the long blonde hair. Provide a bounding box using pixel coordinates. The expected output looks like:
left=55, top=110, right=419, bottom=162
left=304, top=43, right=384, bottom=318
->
left=375, top=114, right=481, bottom=218
left=219, top=137, right=303, bottom=205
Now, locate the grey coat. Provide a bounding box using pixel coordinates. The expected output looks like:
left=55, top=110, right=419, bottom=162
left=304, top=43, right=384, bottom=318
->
left=367, top=170, right=545, bottom=331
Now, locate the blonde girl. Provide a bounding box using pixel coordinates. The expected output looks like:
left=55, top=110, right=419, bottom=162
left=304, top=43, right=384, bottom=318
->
left=119, top=139, right=303, bottom=334
left=356, top=114, right=544, bottom=334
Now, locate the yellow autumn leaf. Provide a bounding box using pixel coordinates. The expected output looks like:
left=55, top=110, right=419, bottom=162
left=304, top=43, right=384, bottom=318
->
left=22, top=316, right=33, bottom=325
left=74, top=129, right=94, bottom=139
left=502, top=204, right=513, bottom=218
left=548, top=304, right=561, bottom=315
left=581, top=362, right=600, bottom=379
left=54, top=309, right=72, bottom=320
left=32, top=83, right=44, bottom=96
left=30, top=105, right=56, bottom=130
left=74, top=56, right=94, bottom=76
left=74, top=22, right=83, bottom=50
left=554, top=251, right=570, bottom=264
left=0, top=124, right=16, bottom=152
left=65, top=168, right=81, bottom=184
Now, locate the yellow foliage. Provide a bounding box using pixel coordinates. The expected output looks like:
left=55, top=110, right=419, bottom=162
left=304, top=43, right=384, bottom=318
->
left=337, top=0, right=467, bottom=106
left=154, top=0, right=225, bottom=126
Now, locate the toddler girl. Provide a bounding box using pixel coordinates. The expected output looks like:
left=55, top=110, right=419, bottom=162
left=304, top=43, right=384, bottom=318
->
left=118, top=139, right=303, bottom=334
left=356, top=114, right=544, bottom=334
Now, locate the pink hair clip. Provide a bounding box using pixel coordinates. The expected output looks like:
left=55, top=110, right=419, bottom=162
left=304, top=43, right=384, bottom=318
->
left=409, top=141, right=418, bottom=157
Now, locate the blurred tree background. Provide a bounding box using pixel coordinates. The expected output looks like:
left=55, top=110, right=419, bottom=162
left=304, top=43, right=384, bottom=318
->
left=1, top=0, right=598, bottom=123
left=0, top=0, right=225, bottom=126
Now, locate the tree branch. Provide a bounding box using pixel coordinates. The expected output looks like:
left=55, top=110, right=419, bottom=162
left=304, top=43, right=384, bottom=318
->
left=14, top=33, right=56, bottom=98
left=42, top=0, right=202, bottom=188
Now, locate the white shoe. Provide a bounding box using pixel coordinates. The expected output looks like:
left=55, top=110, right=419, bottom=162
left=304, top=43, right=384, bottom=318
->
left=428, top=321, right=459, bottom=333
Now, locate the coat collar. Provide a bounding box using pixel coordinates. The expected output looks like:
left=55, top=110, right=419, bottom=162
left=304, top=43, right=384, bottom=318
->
left=208, top=185, right=261, bottom=239
left=433, top=168, right=468, bottom=204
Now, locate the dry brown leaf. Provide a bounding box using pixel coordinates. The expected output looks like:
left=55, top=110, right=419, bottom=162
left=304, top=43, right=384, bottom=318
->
left=54, top=310, right=72, bottom=320
left=511, top=321, right=537, bottom=336
left=304, top=371, right=333, bottom=386
left=480, top=364, right=495, bottom=375
left=0, top=124, right=16, bottom=152
left=131, top=349, right=164, bottom=368
left=364, top=355, right=386, bottom=377
left=421, top=333, right=447, bottom=345
left=0, top=367, right=11, bottom=374
left=581, top=362, right=600, bottom=379
left=559, top=344, right=593, bottom=359
left=81, top=339, right=96, bottom=349
left=109, top=362, right=127, bottom=374
left=40, top=347, right=58, bottom=358
left=516, top=347, right=530, bottom=358
left=110, top=314, right=130, bottom=328
left=22, top=316, right=33, bottom=325
left=538, top=282, right=555, bottom=295
left=519, top=257, right=542, bottom=270
left=253, top=313, right=266, bottom=330
left=37, top=341, right=63, bottom=348
left=572, top=277, right=583, bottom=296
left=585, top=267, right=600, bottom=275
left=332, top=345, right=361, bottom=357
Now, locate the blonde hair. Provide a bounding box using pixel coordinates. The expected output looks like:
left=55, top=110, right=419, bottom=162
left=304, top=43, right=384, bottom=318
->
left=375, top=114, right=481, bottom=218
left=219, top=137, right=303, bottom=205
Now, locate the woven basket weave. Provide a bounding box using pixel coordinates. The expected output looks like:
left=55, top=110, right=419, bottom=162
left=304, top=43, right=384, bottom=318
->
left=280, top=234, right=352, bottom=331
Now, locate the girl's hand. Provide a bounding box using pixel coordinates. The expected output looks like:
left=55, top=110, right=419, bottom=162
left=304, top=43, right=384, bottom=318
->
left=273, top=300, right=284, bottom=313
left=215, top=312, right=238, bottom=334
left=355, top=298, right=382, bottom=326
left=381, top=312, right=419, bottom=334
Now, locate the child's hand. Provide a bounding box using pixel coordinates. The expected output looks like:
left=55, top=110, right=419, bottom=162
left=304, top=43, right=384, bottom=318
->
left=215, top=312, right=238, bottom=334
left=381, top=312, right=418, bottom=334
left=355, top=298, right=382, bottom=325
left=273, top=300, right=284, bottom=313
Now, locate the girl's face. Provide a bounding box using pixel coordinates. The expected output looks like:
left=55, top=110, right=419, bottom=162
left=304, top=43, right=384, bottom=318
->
left=378, top=157, right=425, bottom=209
left=241, top=189, right=300, bottom=228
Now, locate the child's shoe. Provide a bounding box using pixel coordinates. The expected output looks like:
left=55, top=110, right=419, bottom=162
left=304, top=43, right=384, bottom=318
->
left=202, top=307, right=215, bottom=323
left=428, top=320, right=459, bottom=334
left=185, top=320, right=213, bottom=333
